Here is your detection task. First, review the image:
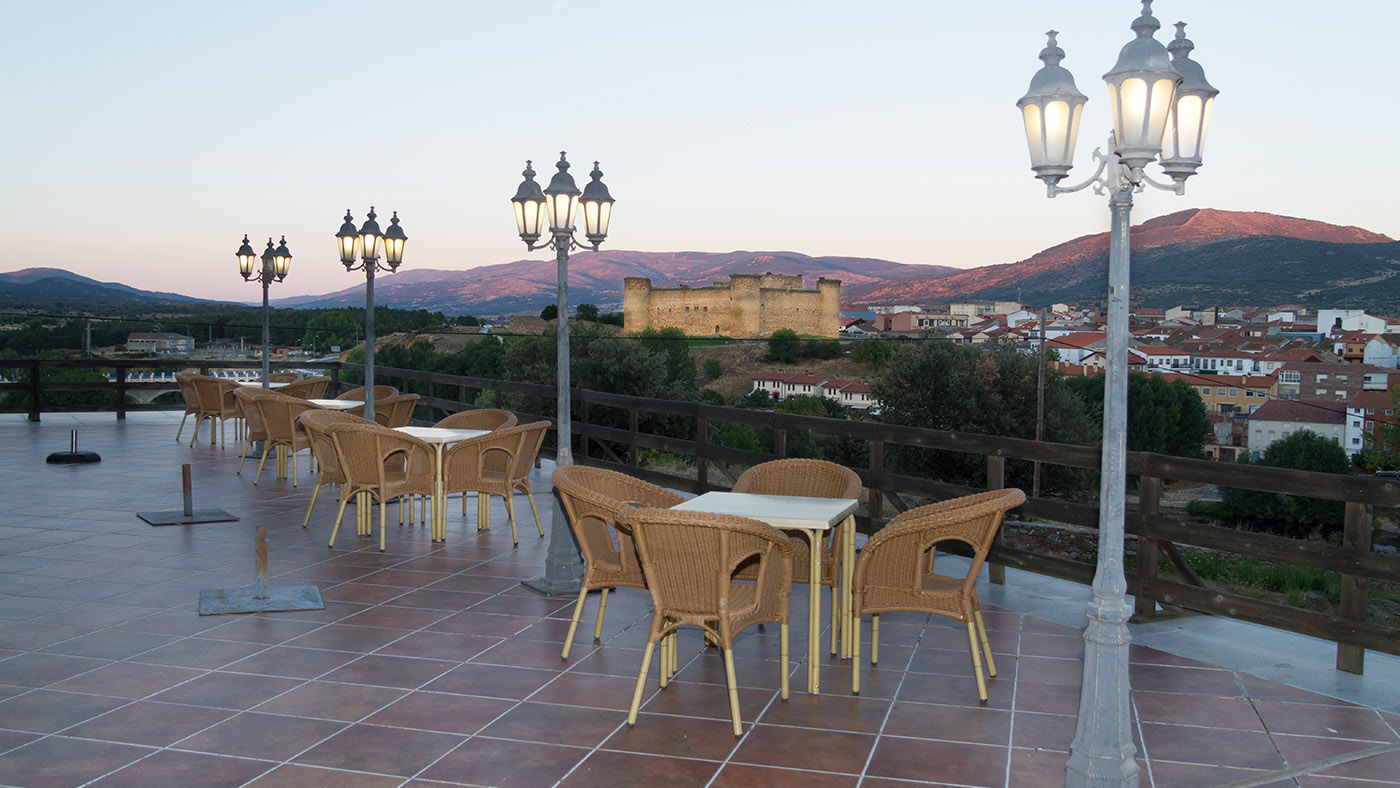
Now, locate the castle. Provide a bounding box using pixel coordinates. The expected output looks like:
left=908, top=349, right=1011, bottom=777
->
left=622, top=273, right=841, bottom=338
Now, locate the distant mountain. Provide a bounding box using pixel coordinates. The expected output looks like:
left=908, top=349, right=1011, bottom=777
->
left=273, top=249, right=941, bottom=315
left=842, top=209, right=1400, bottom=310
left=0, top=268, right=219, bottom=307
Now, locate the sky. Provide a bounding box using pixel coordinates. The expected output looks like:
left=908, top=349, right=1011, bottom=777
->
left=3, top=1, right=1396, bottom=303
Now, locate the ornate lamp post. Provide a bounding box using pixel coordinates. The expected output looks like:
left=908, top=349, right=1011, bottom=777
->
left=336, top=208, right=406, bottom=416
left=1017, top=3, right=1217, bottom=786
left=236, top=234, right=292, bottom=387
left=511, top=152, right=614, bottom=593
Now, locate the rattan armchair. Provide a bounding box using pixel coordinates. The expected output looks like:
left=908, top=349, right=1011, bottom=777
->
left=277, top=376, right=330, bottom=399
left=267, top=372, right=302, bottom=383
left=441, top=421, right=548, bottom=545
left=551, top=465, right=685, bottom=659
left=232, top=387, right=269, bottom=474
left=189, top=376, right=239, bottom=447
left=348, top=393, right=419, bottom=428
left=434, top=408, right=518, bottom=431
left=851, top=488, right=1026, bottom=700
left=297, top=409, right=365, bottom=529
left=617, top=506, right=793, bottom=737
left=326, top=421, right=435, bottom=551
left=732, top=458, right=862, bottom=653
left=174, top=372, right=199, bottom=443
left=251, top=391, right=320, bottom=486
left=335, top=385, right=398, bottom=401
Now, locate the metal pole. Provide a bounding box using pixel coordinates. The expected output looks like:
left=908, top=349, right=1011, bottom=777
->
left=254, top=526, right=269, bottom=600
left=364, top=266, right=376, bottom=417
left=555, top=234, right=571, bottom=469
left=1034, top=306, right=1047, bottom=498
left=182, top=463, right=194, bottom=517
left=1065, top=178, right=1139, bottom=788
left=261, top=271, right=271, bottom=389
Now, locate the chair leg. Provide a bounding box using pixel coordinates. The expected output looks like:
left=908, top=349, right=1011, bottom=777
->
left=975, top=610, right=997, bottom=678
left=237, top=435, right=253, bottom=474
left=504, top=496, right=519, bottom=546
left=176, top=412, right=189, bottom=442
left=852, top=614, right=861, bottom=695
left=253, top=446, right=271, bottom=485
left=329, top=493, right=350, bottom=548
left=379, top=495, right=387, bottom=552
left=301, top=483, right=322, bottom=528
left=780, top=623, right=790, bottom=701
left=525, top=491, right=543, bottom=536
left=563, top=586, right=588, bottom=660
left=189, top=417, right=203, bottom=447
left=966, top=622, right=988, bottom=702
left=723, top=647, right=743, bottom=737
left=593, top=588, right=609, bottom=641
left=291, top=450, right=299, bottom=487
left=658, top=633, right=669, bottom=689
left=872, top=614, right=880, bottom=664
left=627, top=639, right=658, bottom=726
left=829, top=585, right=839, bottom=655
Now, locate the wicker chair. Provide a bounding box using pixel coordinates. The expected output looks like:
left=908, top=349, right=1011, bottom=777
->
left=250, top=390, right=320, bottom=486
left=434, top=408, right=517, bottom=431
left=232, top=387, right=269, bottom=474
left=617, top=507, right=793, bottom=737
left=348, top=393, right=419, bottom=428
left=267, top=372, right=302, bottom=383
left=441, top=421, right=549, bottom=545
left=851, top=488, right=1026, bottom=700
left=174, top=372, right=199, bottom=443
left=189, top=376, right=239, bottom=447
left=326, top=421, right=435, bottom=551
left=551, top=465, right=685, bottom=659
left=297, top=409, right=365, bottom=529
left=335, top=385, right=398, bottom=401
left=277, top=376, right=330, bottom=399
left=732, top=458, right=862, bottom=653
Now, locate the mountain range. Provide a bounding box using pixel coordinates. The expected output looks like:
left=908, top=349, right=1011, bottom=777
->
left=4, top=209, right=1398, bottom=315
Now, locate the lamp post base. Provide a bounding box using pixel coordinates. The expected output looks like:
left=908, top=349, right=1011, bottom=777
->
left=520, top=489, right=584, bottom=596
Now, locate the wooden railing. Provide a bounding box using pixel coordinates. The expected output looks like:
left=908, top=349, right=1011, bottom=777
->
left=5, top=359, right=1399, bottom=673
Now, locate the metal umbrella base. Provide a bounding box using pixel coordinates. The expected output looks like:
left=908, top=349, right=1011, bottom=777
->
left=199, top=526, right=325, bottom=615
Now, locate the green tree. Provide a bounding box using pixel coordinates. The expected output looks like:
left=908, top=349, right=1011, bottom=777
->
left=801, top=339, right=841, bottom=359
left=1218, top=430, right=1350, bottom=535
left=768, top=328, right=799, bottom=364
left=702, top=357, right=723, bottom=380
left=301, top=310, right=362, bottom=354
left=1066, top=372, right=1207, bottom=459
left=540, top=304, right=558, bottom=321
left=575, top=303, right=599, bottom=321
left=637, top=327, right=696, bottom=390
left=854, top=340, right=894, bottom=369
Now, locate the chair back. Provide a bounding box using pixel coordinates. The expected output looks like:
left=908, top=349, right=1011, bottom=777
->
left=174, top=372, right=199, bottom=414
left=617, top=507, right=792, bottom=623
left=267, top=372, right=302, bottom=383
left=442, top=421, right=547, bottom=493
left=299, top=409, right=363, bottom=482
left=732, top=458, right=861, bottom=499
left=192, top=376, right=237, bottom=415
left=255, top=390, right=319, bottom=447
left=369, top=393, right=419, bottom=428
left=435, top=408, right=518, bottom=431
left=327, top=420, right=433, bottom=489
left=504, top=421, right=548, bottom=485
left=552, top=465, right=684, bottom=578
left=336, top=385, right=398, bottom=401
left=232, top=387, right=268, bottom=440
left=278, top=376, right=330, bottom=399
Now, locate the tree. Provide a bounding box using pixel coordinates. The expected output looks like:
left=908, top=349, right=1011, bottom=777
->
left=539, top=304, right=558, bottom=321
left=702, top=358, right=723, bottom=380
left=1065, top=372, right=1207, bottom=459
left=575, top=303, right=599, bottom=321
left=1218, top=430, right=1350, bottom=535
left=854, top=340, right=893, bottom=369
left=802, top=339, right=841, bottom=359
left=637, top=327, right=696, bottom=390
left=768, top=328, right=799, bottom=364
left=300, top=310, right=362, bottom=354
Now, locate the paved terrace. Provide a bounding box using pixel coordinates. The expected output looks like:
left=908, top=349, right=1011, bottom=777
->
left=1, top=412, right=1399, bottom=788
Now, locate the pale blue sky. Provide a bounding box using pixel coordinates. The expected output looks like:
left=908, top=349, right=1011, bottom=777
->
left=2, top=1, right=1394, bottom=302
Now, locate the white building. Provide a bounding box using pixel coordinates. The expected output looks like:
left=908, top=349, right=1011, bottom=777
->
left=1246, top=400, right=1346, bottom=459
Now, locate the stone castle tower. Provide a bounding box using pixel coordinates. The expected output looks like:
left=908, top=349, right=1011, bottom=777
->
left=623, top=273, right=840, bottom=338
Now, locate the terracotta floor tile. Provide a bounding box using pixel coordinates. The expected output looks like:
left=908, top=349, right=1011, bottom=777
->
left=482, top=701, right=627, bottom=748
left=294, top=723, right=465, bottom=777
left=425, top=610, right=537, bottom=637
left=1273, top=733, right=1400, bottom=781
left=422, top=662, right=559, bottom=699
left=1009, top=747, right=1074, bottom=787
left=374, top=630, right=500, bottom=661
left=528, top=671, right=645, bottom=710
left=1010, top=711, right=1077, bottom=752
left=1147, top=760, right=1286, bottom=788
left=320, top=654, right=457, bottom=689
left=38, top=629, right=180, bottom=660
left=1254, top=700, right=1396, bottom=740
left=0, top=689, right=131, bottom=733
left=379, top=588, right=487, bottom=610
left=419, top=736, right=587, bottom=787
left=709, top=763, right=858, bottom=788
left=286, top=624, right=412, bottom=653
left=468, top=593, right=573, bottom=617
left=426, top=573, right=520, bottom=594
left=50, top=660, right=205, bottom=698
left=1013, top=655, right=1082, bottom=687
left=87, top=748, right=274, bottom=787
left=130, top=637, right=267, bottom=669
left=0, top=736, right=153, bottom=788
left=639, top=679, right=775, bottom=722
left=559, top=748, right=720, bottom=788
left=1019, top=632, right=1085, bottom=659
left=732, top=723, right=874, bottom=772
left=243, top=763, right=405, bottom=788
left=62, top=700, right=235, bottom=746
left=896, top=669, right=1014, bottom=709
left=1139, top=721, right=1286, bottom=770
left=566, top=646, right=649, bottom=679
left=338, top=604, right=451, bottom=630
left=755, top=692, right=891, bottom=733
left=1130, top=663, right=1244, bottom=697
left=0, top=729, right=39, bottom=755
left=318, top=583, right=413, bottom=606
left=1133, top=689, right=1266, bottom=730
left=603, top=712, right=747, bottom=760
left=251, top=680, right=407, bottom=722
left=150, top=671, right=302, bottom=710
left=109, top=607, right=223, bottom=635
left=199, top=616, right=325, bottom=646
left=883, top=700, right=1012, bottom=745
left=1015, top=680, right=1083, bottom=716
left=473, top=637, right=597, bottom=670
left=0, top=621, right=94, bottom=651
left=0, top=652, right=107, bottom=687
left=362, top=689, right=514, bottom=734
left=222, top=645, right=359, bottom=680
left=176, top=711, right=347, bottom=760
left=867, top=736, right=1008, bottom=786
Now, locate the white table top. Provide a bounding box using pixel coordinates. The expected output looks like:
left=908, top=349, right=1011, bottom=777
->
left=672, top=491, right=858, bottom=531
left=394, top=426, right=488, bottom=444
left=308, top=399, right=361, bottom=410
left=237, top=381, right=290, bottom=388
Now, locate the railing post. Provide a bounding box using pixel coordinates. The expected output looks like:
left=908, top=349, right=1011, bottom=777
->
left=1134, top=475, right=1162, bottom=618
left=329, top=364, right=341, bottom=396
left=1337, top=500, right=1372, bottom=674
left=987, top=454, right=1006, bottom=585
left=427, top=380, right=437, bottom=422
left=868, top=440, right=883, bottom=527
left=628, top=408, right=639, bottom=468
left=579, top=398, right=590, bottom=461
left=697, top=414, right=709, bottom=490
left=775, top=428, right=787, bottom=459
left=27, top=361, right=40, bottom=422
left=115, top=365, right=128, bottom=421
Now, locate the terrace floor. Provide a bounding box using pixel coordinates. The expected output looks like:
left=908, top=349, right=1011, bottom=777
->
left=1, top=412, right=1399, bottom=788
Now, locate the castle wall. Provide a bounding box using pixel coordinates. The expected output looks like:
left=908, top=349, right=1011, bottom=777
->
left=621, top=273, right=839, bottom=338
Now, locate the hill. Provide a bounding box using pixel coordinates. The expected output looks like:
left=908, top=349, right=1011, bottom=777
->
left=843, top=208, right=1399, bottom=310
left=272, top=250, right=945, bottom=316
left=0, top=268, right=221, bottom=308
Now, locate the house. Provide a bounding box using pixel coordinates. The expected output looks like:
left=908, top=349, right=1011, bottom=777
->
left=1159, top=373, right=1273, bottom=414
left=1255, top=346, right=1329, bottom=376
left=1363, top=335, right=1400, bottom=369
left=1129, top=345, right=1192, bottom=372
left=1245, top=400, right=1346, bottom=459
left=1192, top=349, right=1260, bottom=375
left=750, top=372, right=794, bottom=399
left=124, top=332, right=194, bottom=355
left=835, top=381, right=876, bottom=410
left=1046, top=332, right=1107, bottom=364
left=1345, top=391, right=1397, bottom=456
left=1275, top=362, right=1394, bottom=404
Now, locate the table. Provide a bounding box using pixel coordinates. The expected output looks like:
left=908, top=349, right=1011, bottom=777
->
left=307, top=398, right=362, bottom=411
left=395, top=426, right=487, bottom=541
left=237, top=381, right=289, bottom=388
left=671, top=491, right=858, bottom=694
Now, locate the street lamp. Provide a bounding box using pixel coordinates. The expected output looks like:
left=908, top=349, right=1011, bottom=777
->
left=512, top=152, right=614, bottom=593
left=236, top=234, right=292, bottom=387
left=1017, top=3, right=1216, bottom=786
left=336, top=207, right=406, bottom=416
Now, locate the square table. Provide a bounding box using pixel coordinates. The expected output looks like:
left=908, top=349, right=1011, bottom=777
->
left=237, top=381, right=289, bottom=388
left=671, top=491, right=859, bottom=694
left=307, top=398, right=362, bottom=411
left=394, top=426, right=487, bottom=541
